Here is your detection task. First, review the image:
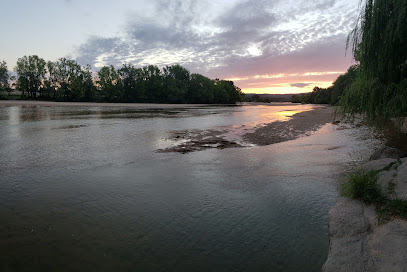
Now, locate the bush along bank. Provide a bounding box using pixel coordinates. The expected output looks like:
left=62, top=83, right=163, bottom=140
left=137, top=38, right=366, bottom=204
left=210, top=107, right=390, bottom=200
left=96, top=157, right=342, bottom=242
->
left=322, top=146, right=407, bottom=272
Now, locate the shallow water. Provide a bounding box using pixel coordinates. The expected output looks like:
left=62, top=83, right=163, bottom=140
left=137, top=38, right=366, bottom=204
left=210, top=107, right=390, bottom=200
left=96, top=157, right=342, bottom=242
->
left=0, top=104, right=381, bottom=271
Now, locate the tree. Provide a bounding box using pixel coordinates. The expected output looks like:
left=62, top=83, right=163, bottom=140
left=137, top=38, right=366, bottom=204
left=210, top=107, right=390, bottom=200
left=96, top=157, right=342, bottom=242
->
left=10, top=55, right=244, bottom=104
left=118, top=64, right=146, bottom=102
left=0, top=61, right=10, bottom=96
left=80, top=64, right=96, bottom=101
left=330, top=65, right=359, bottom=105
left=162, top=64, right=190, bottom=103
left=142, top=65, right=163, bottom=102
left=342, top=0, right=407, bottom=118
left=97, top=65, right=123, bottom=101
left=188, top=73, right=215, bottom=103
left=14, top=55, right=46, bottom=98
left=213, top=79, right=243, bottom=104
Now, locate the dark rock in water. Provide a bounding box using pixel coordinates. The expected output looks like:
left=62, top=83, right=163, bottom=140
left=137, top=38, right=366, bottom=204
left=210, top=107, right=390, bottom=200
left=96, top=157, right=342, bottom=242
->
left=369, top=145, right=406, bottom=161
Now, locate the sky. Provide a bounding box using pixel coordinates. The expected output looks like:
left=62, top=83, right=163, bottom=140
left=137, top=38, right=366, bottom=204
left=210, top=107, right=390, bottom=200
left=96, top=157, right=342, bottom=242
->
left=0, top=0, right=359, bottom=94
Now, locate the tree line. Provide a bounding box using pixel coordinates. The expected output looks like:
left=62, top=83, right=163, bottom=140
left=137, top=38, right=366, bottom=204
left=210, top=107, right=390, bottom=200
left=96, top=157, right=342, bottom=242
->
left=291, top=65, right=359, bottom=105
left=0, top=56, right=243, bottom=104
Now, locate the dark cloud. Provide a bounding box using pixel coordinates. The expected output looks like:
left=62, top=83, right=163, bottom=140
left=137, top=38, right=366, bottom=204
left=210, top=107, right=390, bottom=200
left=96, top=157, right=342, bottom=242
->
left=290, top=83, right=314, bottom=88
left=73, top=0, right=357, bottom=90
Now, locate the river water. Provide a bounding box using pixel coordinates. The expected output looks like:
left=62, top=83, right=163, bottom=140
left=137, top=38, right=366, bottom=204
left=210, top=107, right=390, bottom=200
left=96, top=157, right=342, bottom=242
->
left=0, top=104, right=381, bottom=271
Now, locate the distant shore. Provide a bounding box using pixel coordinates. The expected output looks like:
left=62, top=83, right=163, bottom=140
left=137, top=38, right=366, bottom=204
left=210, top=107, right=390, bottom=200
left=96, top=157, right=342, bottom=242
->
left=0, top=100, right=211, bottom=108
left=0, top=100, right=296, bottom=108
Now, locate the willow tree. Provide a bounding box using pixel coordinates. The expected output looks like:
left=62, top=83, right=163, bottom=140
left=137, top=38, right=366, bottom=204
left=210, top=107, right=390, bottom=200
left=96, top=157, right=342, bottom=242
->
left=341, top=0, right=407, bottom=118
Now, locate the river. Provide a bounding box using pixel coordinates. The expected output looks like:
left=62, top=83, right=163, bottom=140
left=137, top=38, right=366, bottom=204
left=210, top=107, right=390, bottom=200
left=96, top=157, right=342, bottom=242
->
left=0, top=103, right=381, bottom=271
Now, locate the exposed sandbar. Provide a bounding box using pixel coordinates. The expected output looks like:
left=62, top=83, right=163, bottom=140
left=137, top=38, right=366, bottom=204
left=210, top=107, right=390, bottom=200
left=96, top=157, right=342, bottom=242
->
left=243, top=106, right=336, bottom=145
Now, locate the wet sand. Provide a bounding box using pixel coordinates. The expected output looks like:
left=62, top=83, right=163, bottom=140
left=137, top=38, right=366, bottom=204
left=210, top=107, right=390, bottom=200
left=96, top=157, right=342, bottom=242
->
left=159, top=105, right=338, bottom=153
left=244, top=106, right=337, bottom=145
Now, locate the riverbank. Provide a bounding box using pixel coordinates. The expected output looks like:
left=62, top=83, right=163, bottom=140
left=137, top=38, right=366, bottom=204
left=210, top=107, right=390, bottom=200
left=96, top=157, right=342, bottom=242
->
left=323, top=148, right=407, bottom=271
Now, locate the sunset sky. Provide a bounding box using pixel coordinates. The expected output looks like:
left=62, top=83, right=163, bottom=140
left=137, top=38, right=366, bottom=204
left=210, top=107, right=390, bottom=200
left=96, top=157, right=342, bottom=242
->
left=0, top=0, right=358, bottom=94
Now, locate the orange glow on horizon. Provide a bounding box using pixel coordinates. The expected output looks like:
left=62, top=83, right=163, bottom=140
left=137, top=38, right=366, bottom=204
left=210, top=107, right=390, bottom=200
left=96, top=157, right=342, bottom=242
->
left=241, top=81, right=334, bottom=94
left=226, top=70, right=345, bottom=94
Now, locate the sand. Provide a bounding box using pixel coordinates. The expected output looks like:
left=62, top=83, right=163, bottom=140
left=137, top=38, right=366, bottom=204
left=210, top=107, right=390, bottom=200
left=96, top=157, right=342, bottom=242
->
left=159, top=105, right=338, bottom=153
left=244, top=106, right=337, bottom=145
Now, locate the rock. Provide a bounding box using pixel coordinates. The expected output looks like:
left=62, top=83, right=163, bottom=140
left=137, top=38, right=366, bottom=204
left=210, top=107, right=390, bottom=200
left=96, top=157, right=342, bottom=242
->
left=369, top=145, right=406, bottom=161
left=324, top=149, right=407, bottom=272
left=378, top=170, right=397, bottom=197
left=328, top=197, right=370, bottom=237
left=323, top=236, right=369, bottom=272
left=323, top=198, right=407, bottom=272
left=360, top=158, right=398, bottom=172
left=322, top=197, right=370, bottom=272
left=393, top=161, right=407, bottom=199
left=368, top=219, right=407, bottom=271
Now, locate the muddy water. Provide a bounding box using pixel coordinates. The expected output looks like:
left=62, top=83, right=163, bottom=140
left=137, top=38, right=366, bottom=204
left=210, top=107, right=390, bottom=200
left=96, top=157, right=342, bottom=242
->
left=0, top=104, right=381, bottom=271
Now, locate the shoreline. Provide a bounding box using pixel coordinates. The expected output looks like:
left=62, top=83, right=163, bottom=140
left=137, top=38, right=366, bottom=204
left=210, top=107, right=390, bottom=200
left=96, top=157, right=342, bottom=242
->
left=322, top=149, right=407, bottom=271
left=0, top=100, right=213, bottom=108
left=0, top=100, right=296, bottom=108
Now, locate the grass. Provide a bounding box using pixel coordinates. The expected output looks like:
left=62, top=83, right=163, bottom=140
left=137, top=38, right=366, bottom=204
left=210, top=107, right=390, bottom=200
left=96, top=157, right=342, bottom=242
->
left=341, top=170, right=386, bottom=205
left=388, top=181, right=396, bottom=195
left=341, top=168, right=407, bottom=224
left=378, top=199, right=407, bottom=223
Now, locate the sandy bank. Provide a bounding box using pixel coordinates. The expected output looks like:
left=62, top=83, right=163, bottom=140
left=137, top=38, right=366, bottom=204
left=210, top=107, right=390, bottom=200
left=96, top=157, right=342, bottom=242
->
left=243, top=106, right=335, bottom=145
left=159, top=105, right=337, bottom=153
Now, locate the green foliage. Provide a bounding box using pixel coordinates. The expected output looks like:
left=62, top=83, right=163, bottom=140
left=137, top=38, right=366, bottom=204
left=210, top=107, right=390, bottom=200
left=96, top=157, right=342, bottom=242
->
left=388, top=181, right=396, bottom=194
left=330, top=65, right=359, bottom=105
left=188, top=73, right=215, bottom=103
left=97, top=65, right=123, bottom=102
left=341, top=169, right=386, bottom=205
left=118, top=64, right=146, bottom=102
left=291, top=65, right=359, bottom=105
left=342, top=168, right=407, bottom=223
left=163, top=64, right=190, bottom=103
left=14, top=55, right=47, bottom=98
left=12, top=54, right=243, bottom=104
left=0, top=61, right=10, bottom=96
left=379, top=199, right=407, bottom=222
left=341, top=0, right=407, bottom=118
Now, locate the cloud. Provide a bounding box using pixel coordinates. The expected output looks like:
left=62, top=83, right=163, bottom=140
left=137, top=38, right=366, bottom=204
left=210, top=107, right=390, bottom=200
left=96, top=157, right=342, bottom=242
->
left=290, top=83, right=314, bottom=88
left=72, top=0, right=358, bottom=92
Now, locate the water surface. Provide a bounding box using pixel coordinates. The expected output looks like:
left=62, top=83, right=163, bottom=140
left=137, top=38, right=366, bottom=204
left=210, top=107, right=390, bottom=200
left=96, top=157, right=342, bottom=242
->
left=0, top=104, right=380, bottom=271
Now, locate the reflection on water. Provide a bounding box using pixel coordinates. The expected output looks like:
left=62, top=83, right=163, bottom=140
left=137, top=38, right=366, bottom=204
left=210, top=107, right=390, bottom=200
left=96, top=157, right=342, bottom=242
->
left=0, top=104, right=381, bottom=271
